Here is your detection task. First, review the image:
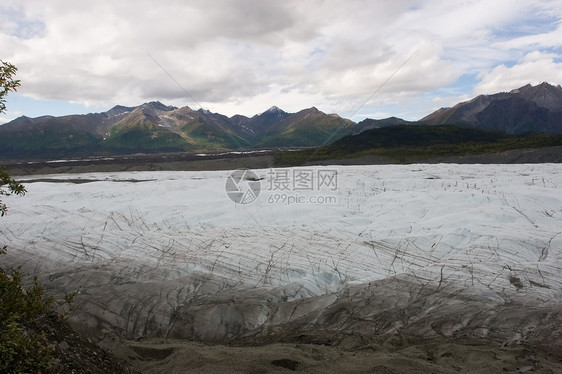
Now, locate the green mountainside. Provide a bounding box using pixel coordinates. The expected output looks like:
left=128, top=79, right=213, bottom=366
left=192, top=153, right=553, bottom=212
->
left=274, top=125, right=562, bottom=166
left=1, top=82, right=561, bottom=160
left=255, top=108, right=353, bottom=147
left=0, top=103, right=351, bottom=159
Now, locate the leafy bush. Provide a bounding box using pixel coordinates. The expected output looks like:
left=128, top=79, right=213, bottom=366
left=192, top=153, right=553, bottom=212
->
left=0, top=269, right=56, bottom=372
left=1, top=166, right=26, bottom=218
left=0, top=61, right=75, bottom=372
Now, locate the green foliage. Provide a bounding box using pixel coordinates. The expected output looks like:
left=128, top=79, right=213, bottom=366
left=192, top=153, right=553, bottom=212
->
left=0, top=260, right=79, bottom=373
left=0, top=154, right=58, bottom=372
left=0, top=60, right=26, bottom=216
left=0, top=269, right=55, bottom=372
left=104, top=122, right=192, bottom=151
left=256, top=116, right=351, bottom=147
left=0, top=62, right=75, bottom=372
left=0, top=60, right=20, bottom=115
left=1, top=166, right=26, bottom=217
left=183, top=124, right=249, bottom=150
left=332, top=125, right=509, bottom=151
left=0, top=126, right=102, bottom=158
left=274, top=125, right=562, bottom=166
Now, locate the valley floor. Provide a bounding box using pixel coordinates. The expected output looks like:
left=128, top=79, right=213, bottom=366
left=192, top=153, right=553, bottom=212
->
left=1, top=163, right=562, bottom=372
left=3, top=144, right=562, bottom=176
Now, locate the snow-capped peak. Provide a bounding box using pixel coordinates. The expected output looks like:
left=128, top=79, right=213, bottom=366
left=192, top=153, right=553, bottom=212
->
left=266, top=105, right=285, bottom=114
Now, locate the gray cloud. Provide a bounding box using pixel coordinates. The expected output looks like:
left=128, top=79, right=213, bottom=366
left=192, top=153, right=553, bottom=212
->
left=0, top=5, right=46, bottom=39
left=2, top=0, right=561, bottom=118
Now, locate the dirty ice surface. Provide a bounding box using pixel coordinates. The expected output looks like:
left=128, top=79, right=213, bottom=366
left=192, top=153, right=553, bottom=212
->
left=1, top=164, right=561, bottom=345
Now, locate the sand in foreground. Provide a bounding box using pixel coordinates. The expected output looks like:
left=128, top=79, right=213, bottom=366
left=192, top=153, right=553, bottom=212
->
left=101, top=334, right=562, bottom=374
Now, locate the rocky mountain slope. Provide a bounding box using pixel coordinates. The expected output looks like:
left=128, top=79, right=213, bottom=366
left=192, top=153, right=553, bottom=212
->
left=0, top=103, right=353, bottom=159
left=1, top=82, right=561, bottom=160
left=421, top=82, right=562, bottom=134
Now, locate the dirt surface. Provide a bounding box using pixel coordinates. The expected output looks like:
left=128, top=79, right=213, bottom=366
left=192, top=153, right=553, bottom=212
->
left=309, top=146, right=562, bottom=166
left=23, top=312, right=561, bottom=373
left=2, top=146, right=561, bottom=176
left=423, top=145, right=562, bottom=164
left=99, top=333, right=562, bottom=374
left=2, top=152, right=278, bottom=176
left=24, top=313, right=562, bottom=373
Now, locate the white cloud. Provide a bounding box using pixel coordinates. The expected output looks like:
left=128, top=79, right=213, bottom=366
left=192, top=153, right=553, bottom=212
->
left=1, top=0, right=561, bottom=119
left=475, top=51, right=562, bottom=94
left=495, top=22, right=562, bottom=50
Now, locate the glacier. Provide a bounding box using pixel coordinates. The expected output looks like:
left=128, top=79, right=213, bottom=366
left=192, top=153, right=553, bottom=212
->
left=1, top=164, right=561, bottom=348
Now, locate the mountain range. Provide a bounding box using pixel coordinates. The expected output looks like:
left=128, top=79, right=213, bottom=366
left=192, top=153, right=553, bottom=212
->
left=0, top=102, right=353, bottom=159
left=0, top=82, right=561, bottom=159
left=421, top=82, right=562, bottom=133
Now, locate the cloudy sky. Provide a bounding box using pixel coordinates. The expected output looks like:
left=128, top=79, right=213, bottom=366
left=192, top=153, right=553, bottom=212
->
left=1, top=0, right=561, bottom=124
